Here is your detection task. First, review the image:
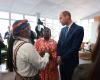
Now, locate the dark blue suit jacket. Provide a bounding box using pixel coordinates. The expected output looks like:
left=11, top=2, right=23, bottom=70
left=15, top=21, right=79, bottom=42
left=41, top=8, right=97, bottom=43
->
left=57, top=23, right=84, bottom=66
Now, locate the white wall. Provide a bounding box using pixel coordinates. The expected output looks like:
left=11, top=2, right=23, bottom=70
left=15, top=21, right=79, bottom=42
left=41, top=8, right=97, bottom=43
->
left=90, top=21, right=98, bottom=43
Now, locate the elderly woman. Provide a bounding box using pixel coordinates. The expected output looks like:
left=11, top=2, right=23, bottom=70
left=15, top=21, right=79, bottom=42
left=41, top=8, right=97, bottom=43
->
left=35, top=27, right=59, bottom=80
left=11, top=19, right=50, bottom=80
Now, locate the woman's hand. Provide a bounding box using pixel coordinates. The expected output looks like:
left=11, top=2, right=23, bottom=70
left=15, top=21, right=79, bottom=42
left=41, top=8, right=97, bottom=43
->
left=40, top=51, right=45, bottom=57
left=45, top=49, right=52, bottom=59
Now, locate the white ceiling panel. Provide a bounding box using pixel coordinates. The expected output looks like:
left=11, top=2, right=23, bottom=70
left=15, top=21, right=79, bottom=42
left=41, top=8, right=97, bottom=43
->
left=0, top=0, right=100, bottom=20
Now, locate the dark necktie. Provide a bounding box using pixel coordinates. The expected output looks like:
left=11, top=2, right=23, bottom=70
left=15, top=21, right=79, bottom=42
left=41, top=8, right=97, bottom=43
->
left=64, top=26, right=69, bottom=38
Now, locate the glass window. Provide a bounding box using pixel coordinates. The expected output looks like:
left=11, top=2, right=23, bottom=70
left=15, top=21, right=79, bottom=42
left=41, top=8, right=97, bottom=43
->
left=80, top=19, right=90, bottom=42
left=11, top=20, right=16, bottom=26
left=25, top=15, right=37, bottom=22
left=46, top=22, right=62, bottom=42
left=11, top=13, right=23, bottom=20
left=29, top=22, right=37, bottom=32
left=40, top=17, right=45, bottom=21
left=0, top=11, right=9, bottom=19
left=0, top=19, right=9, bottom=45
left=46, top=18, right=53, bottom=24
left=53, top=19, right=60, bottom=24
left=76, top=20, right=81, bottom=25
left=88, top=19, right=94, bottom=41
left=89, top=19, right=94, bottom=23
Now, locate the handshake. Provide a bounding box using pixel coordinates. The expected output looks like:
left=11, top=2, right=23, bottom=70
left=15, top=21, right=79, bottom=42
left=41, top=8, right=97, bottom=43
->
left=45, top=49, right=62, bottom=65
left=41, top=49, right=51, bottom=69
left=41, top=52, right=50, bottom=69
left=42, top=49, right=62, bottom=69
left=44, top=49, right=62, bottom=65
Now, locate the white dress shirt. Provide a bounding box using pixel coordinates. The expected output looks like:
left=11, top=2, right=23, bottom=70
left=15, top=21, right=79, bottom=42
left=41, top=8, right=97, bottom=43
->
left=67, top=22, right=73, bottom=31
left=13, top=37, right=49, bottom=77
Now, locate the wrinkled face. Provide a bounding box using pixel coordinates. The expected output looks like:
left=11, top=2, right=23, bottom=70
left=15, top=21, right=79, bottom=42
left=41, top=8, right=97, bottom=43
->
left=59, top=13, right=70, bottom=26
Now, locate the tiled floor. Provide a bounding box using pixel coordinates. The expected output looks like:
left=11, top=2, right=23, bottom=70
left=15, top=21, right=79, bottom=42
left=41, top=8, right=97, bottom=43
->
left=0, top=72, right=15, bottom=80
left=0, top=59, right=91, bottom=80
left=0, top=64, right=15, bottom=80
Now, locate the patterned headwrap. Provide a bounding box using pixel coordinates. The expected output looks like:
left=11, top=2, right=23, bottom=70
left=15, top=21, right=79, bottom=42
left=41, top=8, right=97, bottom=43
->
left=12, top=19, right=30, bottom=36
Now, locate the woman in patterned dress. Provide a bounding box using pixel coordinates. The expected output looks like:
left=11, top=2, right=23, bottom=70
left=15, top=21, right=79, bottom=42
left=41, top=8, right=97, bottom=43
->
left=35, top=27, right=59, bottom=80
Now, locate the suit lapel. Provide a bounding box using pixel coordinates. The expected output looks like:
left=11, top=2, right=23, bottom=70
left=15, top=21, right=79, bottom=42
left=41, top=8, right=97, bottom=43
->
left=60, top=28, right=66, bottom=45
left=63, top=23, right=75, bottom=43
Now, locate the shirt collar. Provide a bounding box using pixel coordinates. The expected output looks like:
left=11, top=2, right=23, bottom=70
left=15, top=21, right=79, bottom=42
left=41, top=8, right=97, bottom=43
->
left=17, top=37, right=30, bottom=42
left=68, top=22, right=73, bottom=28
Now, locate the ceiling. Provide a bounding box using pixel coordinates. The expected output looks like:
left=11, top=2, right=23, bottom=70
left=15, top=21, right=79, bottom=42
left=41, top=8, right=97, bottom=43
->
left=0, top=0, right=100, bottom=20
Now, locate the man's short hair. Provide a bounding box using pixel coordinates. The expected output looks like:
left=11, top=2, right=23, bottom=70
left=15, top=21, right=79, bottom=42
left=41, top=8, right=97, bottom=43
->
left=62, top=11, right=71, bottom=18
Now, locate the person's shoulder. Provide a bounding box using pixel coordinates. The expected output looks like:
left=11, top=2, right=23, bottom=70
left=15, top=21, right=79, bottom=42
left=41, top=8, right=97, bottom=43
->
left=19, top=42, right=35, bottom=53
left=50, top=39, right=57, bottom=43
left=35, top=38, right=44, bottom=45
left=36, top=38, right=44, bottom=42
left=13, top=40, right=31, bottom=52
left=20, top=41, right=32, bottom=47
left=72, top=63, right=93, bottom=80
left=73, top=23, right=84, bottom=31
left=14, top=40, right=31, bottom=47
left=75, top=23, right=83, bottom=29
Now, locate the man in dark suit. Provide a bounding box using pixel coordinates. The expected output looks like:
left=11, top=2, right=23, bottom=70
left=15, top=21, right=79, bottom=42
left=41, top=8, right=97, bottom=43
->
left=57, top=11, right=84, bottom=80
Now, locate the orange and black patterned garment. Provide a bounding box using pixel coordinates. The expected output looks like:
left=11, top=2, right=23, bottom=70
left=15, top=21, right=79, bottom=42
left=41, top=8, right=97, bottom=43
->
left=35, top=38, right=59, bottom=80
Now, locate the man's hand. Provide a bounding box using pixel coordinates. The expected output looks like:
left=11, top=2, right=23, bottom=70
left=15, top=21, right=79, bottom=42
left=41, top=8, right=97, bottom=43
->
left=57, top=56, right=62, bottom=65
left=42, top=52, right=50, bottom=69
